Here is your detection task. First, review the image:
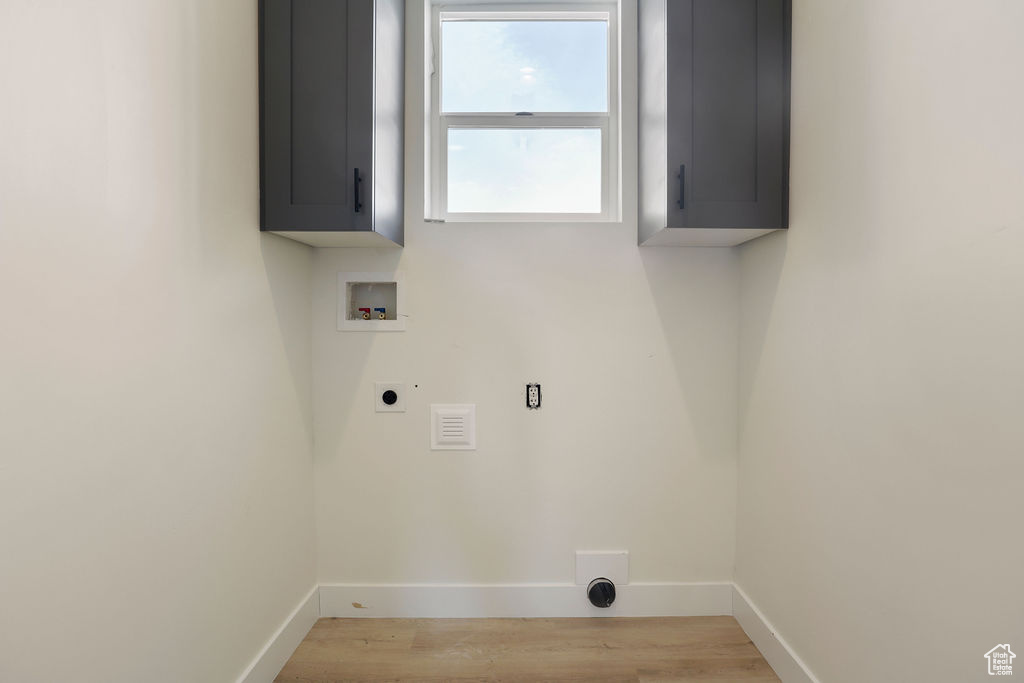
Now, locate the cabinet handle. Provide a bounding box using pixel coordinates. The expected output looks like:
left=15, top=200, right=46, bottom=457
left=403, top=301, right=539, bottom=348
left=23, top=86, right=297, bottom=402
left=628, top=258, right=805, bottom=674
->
left=354, top=168, right=363, bottom=213
left=677, top=164, right=685, bottom=209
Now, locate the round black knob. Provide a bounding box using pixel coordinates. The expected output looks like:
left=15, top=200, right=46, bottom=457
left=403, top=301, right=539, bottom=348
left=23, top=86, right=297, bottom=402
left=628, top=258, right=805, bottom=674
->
left=587, top=578, right=616, bottom=608
left=382, top=390, right=398, bottom=406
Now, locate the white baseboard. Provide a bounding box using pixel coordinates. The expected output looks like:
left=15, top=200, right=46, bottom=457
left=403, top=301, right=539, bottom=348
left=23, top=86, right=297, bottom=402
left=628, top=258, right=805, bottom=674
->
left=319, top=582, right=732, bottom=618
left=237, top=585, right=320, bottom=683
left=732, top=584, right=820, bottom=683
left=237, top=582, right=819, bottom=683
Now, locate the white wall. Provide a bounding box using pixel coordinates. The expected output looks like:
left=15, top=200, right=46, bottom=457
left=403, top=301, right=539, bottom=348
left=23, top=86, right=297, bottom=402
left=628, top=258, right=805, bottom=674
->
left=312, top=1, right=739, bottom=586
left=736, top=1, right=1024, bottom=681
left=0, top=2, right=316, bottom=681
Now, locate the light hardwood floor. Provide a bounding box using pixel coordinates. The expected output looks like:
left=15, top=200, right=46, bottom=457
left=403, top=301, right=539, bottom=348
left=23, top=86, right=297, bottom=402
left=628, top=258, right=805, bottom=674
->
left=275, top=616, right=780, bottom=682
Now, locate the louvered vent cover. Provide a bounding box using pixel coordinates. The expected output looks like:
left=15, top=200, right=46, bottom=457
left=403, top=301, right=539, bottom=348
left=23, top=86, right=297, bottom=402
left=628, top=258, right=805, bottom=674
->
left=430, top=404, right=476, bottom=450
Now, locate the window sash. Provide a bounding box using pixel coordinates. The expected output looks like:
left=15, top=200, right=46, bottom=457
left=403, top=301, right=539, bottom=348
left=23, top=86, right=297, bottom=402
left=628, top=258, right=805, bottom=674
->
left=429, top=3, right=620, bottom=222
left=440, top=115, right=609, bottom=220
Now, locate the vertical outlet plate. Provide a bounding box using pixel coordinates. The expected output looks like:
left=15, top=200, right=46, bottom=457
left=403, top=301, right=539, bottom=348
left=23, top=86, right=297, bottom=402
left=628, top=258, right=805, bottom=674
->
left=375, top=382, right=406, bottom=412
left=526, top=383, right=541, bottom=409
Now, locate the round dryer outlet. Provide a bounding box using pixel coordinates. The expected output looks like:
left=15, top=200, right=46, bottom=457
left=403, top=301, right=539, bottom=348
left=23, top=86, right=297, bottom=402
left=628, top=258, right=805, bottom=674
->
left=375, top=382, right=406, bottom=412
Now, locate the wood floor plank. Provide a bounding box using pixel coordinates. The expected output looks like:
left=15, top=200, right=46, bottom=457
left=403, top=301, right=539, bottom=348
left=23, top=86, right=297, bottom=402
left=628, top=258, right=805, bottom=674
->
left=275, top=616, right=780, bottom=682
left=636, top=656, right=777, bottom=677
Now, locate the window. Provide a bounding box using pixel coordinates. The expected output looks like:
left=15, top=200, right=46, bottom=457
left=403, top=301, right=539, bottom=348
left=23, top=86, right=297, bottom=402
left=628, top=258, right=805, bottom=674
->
left=428, top=4, right=620, bottom=221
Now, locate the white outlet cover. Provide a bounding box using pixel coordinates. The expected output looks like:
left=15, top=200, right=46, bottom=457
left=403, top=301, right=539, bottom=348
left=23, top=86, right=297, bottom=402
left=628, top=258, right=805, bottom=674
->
left=575, top=551, right=629, bottom=585
left=375, top=382, right=406, bottom=412
left=430, top=404, right=476, bottom=450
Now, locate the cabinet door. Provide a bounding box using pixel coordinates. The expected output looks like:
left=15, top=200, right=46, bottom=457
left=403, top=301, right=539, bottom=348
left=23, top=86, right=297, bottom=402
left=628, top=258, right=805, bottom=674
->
left=261, top=0, right=360, bottom=231
left=667, top=0, right=788, bottom=230
left=346, top=0, right=374, bottom=233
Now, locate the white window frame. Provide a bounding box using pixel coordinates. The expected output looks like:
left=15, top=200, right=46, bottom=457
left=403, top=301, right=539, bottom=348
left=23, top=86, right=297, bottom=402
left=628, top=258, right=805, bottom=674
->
left=427, top=2, right=620, bottom=222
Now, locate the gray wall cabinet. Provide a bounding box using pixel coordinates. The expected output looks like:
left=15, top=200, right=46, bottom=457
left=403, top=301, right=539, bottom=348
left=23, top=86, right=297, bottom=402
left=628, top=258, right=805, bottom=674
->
left=639, top=0, right=790, bottom=247
left=260, top=0, right=404, bottom=247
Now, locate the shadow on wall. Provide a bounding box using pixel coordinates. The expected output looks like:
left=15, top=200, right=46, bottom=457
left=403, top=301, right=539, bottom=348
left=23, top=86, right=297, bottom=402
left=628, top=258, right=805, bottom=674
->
left=638, top=247, right=741, bottom=464
left=176, top=0, right=317, bottom=438
left=734, top=0, right=882, bottom=428
left=261, top=233, right=315, bottom=437
left=736, top=231, right=788, bottom=428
